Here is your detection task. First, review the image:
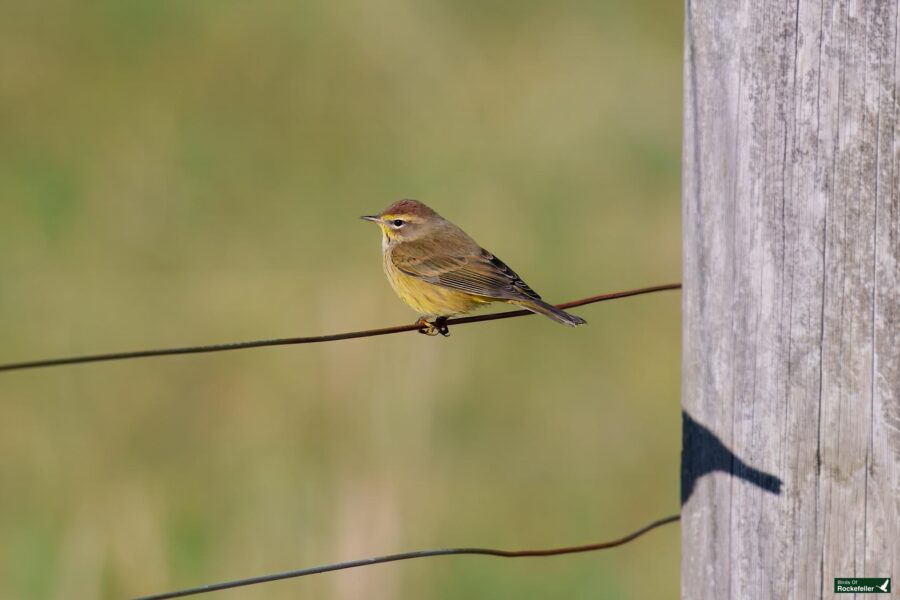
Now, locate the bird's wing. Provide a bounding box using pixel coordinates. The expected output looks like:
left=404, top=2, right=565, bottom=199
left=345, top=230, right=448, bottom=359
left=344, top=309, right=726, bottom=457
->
left=391, top=242, right=542, bottom=302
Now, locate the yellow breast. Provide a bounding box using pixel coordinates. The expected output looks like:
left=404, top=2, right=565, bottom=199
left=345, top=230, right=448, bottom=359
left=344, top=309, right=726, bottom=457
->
left=382, top=252, right=489, bottom=317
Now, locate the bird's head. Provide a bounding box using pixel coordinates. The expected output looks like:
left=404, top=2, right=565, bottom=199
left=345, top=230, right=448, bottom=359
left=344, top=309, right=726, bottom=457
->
left=361, top=199, right=441, bottom=243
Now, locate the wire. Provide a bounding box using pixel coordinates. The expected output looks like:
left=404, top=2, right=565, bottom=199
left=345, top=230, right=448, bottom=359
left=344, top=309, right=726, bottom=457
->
left=0, top=283, right=680, bottom=372
left=133, top=514, right=680, bottom=600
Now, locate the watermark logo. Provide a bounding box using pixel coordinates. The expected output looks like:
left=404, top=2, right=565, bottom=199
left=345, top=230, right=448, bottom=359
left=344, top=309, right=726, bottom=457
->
left=834, top=578, right=891, bottom=594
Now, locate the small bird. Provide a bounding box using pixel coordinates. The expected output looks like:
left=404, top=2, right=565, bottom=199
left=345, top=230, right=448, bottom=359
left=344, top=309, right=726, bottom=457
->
left=362, top=199, right=586, bottom=335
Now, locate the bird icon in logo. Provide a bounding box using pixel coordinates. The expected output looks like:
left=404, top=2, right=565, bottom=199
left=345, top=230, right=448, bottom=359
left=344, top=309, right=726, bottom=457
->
left=877, top=579, right=890, bottom=593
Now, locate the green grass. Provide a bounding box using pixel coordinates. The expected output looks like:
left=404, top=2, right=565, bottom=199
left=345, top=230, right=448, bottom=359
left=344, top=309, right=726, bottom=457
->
left=0, top=1, right=682, bottom=598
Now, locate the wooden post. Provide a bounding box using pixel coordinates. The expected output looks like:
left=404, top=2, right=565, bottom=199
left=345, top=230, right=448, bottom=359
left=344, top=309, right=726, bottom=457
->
left=682, top=1, right=900, bottom=598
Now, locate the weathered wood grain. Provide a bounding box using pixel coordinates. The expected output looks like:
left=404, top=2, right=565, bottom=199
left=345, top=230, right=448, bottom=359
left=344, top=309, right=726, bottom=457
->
left=682, top=0, right=900, bottom=598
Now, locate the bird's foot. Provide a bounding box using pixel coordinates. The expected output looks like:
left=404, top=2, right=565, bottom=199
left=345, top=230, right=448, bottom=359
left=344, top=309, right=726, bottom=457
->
left=416, top=317, right=450, bottom=337
left=434, top=317, right=450, bottom=336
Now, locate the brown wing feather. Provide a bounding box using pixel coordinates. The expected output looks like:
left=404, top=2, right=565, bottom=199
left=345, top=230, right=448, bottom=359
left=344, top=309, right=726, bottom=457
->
left=391, top=241, right=542, bottom=302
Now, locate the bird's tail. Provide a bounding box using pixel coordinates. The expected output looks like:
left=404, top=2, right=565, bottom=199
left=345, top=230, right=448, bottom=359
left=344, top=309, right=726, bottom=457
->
left=514, top=299, right=587, bottom=327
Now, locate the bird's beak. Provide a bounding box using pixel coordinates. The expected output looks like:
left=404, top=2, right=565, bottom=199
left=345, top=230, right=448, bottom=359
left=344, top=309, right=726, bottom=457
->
left=360, top=215, right=381, bottom=223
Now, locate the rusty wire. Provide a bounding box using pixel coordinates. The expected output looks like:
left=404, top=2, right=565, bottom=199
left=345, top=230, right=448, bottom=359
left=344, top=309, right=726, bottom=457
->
left=133, top=514, right=680, bottom=600
left=0, top=283, right=680, bottom=372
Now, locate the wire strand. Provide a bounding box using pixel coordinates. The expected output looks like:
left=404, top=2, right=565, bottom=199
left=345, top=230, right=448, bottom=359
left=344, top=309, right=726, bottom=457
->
left=133, top=514, right=680, bottom=600
left=0, top=283, right=680, bottom=373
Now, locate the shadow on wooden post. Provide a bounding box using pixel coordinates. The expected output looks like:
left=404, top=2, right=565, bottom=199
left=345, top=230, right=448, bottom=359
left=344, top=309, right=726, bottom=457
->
left=681, top=411, right=782, bottom=506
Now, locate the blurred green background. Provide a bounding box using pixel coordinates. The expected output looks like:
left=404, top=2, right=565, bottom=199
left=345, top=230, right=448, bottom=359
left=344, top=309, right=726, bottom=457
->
left=0, top=1, right=682, bottom=598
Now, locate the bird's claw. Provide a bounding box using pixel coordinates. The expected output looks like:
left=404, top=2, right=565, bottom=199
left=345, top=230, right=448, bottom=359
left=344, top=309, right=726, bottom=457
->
left=416, top=317, right=450, bottom=337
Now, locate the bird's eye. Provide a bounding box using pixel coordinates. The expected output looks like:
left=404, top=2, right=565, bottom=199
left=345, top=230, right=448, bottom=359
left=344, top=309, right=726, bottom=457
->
left=392, top=219, right=405, bottom=227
